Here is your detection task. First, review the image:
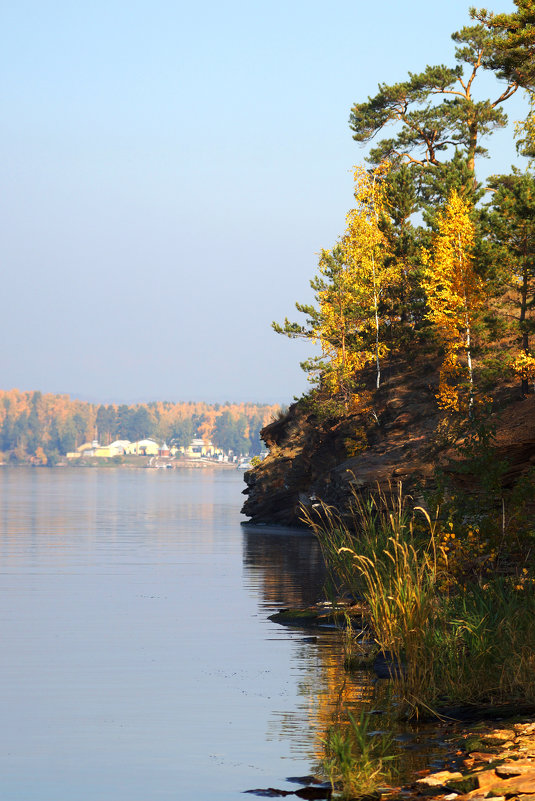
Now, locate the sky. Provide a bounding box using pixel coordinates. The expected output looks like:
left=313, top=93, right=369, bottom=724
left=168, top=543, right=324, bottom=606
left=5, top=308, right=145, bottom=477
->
left=0, top=0, right=526, bottom=405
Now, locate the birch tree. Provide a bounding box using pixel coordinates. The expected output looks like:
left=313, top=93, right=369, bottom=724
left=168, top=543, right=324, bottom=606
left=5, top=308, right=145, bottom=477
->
left=422, top=190, right=483, bottom=414
left=342, top=163, right=398, bottom=390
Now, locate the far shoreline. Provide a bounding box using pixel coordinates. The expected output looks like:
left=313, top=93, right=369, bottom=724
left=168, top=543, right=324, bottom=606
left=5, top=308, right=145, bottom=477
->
left=0, top=457, right=242, bottom=470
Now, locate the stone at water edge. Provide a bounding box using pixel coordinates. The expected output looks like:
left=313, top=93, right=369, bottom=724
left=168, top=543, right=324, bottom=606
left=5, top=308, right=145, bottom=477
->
left=416, top=770, right=465, bottom=787
left=496, top=763, right=535, bottom=779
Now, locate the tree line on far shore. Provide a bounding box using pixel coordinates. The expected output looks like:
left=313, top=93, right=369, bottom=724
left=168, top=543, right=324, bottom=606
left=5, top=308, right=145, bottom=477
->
left=0, top=389, right=279, bottom=464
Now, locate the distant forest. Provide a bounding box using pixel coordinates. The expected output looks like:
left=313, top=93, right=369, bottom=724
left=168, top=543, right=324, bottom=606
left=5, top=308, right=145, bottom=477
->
left=0, top=390, right=280, bottom=463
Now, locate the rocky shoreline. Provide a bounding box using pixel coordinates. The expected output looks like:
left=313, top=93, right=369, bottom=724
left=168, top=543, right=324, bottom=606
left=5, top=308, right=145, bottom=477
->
left=245, top=676, right=535, bottom=801
left=255, top=605, right=535, bottom=801
left=246, top=675, right=535, bottom=801
left=401, top=719, right=535, bottom=801
left=241, top=361, right=535, bottom=527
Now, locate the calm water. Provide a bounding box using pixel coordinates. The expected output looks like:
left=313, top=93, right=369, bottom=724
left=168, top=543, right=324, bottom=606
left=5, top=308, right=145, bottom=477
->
left=0, top=467, right=354, bottom=801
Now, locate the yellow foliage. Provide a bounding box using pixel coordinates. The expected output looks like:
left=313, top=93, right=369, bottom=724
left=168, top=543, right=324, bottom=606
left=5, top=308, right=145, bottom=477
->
left=423, top=191, right=482, bottom=342
left=512, top=351, right=535, bottom=383
left=340, top=162, right=400, bottom=390
left=422, top=191, right=483, bottom=413
left=320, top=350, right=371, bottom=403
left=343, top=165, right=394, bottom=305
left=274, top=240, right=371, bottom=410
left=344, top=430, right=368, bottom=457
left=314, top=247, right=374, bottom=405
left=34, top=446, right=47, bottom=465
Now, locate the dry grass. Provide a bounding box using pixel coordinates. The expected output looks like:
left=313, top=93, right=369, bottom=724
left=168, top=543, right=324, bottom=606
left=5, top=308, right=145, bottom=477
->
left=304, top=483, right=535, bottom=717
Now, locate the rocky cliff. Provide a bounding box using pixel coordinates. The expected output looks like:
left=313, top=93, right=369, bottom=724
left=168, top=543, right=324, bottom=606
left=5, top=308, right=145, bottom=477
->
left=241, top=356, right=535, bottom=526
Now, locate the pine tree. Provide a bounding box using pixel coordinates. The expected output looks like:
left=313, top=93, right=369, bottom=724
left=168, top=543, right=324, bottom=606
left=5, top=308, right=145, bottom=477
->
left=481, top=170, right=535, bottom=393
left=514, top=93, right=535, bottom=165
left=473, top=0, right=535, bottom=90
left=380, top=164, right=425, bottom=335
left=349, top=25, right=517, bottom=191
left=273, top=245, right=369, bottom=408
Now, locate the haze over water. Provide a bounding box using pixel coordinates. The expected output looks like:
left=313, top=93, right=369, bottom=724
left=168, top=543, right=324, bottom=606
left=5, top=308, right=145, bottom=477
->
left=0, top=467, right=338, bottom=800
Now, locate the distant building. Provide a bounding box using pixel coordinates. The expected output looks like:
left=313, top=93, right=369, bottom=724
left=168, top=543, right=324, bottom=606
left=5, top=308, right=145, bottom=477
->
left=125, top=439, right=159, bottom=456
left=78, top=440, right=99, bottom=454
left=66, top=439, right=131, bottom=459
left=180, top=438, right=222, bottom=458
left=92, top=445, right=118, bottom=458
left=67, top=440, right=101, bottom=458
left=108, top=440, right=131, bottom=454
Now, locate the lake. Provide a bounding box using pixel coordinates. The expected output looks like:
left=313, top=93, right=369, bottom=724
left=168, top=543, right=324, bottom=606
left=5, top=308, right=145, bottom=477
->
left=0, top=467, right=358, bottom=801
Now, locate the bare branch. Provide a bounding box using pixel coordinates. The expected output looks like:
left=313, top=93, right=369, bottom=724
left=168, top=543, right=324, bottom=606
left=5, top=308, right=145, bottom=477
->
left=492, top=82, right=519, bottom=106
left=429, top=88, right=467, bottom=97
left=464, top=50, right=483, bottom=97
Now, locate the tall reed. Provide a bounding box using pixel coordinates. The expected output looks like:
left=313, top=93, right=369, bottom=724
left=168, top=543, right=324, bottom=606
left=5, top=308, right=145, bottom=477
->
left=304, top=483, right=535, bottom=716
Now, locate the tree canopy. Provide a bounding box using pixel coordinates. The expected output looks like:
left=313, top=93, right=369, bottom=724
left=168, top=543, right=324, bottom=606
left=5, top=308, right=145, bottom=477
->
left=275, top=4, right=535, bottom=424
left=350, top=24, right=516, bottom=178
left=472, top=0, right=535, bottom=89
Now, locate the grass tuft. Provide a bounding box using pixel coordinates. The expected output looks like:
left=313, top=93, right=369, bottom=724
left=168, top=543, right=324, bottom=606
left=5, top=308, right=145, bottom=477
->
left=304, top=482, right=535, bottom=718
left=322, top=710, right=397, bottom=799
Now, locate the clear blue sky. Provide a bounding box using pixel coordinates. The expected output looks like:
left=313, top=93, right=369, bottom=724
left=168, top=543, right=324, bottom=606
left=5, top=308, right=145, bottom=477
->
left=0, top=0, right=525, bottom=404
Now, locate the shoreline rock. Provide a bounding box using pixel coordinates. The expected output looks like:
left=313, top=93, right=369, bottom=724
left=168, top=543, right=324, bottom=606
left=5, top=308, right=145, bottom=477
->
left=241, top=360, right=535, bottom=527
left=402, top=720, right=535, bottom=801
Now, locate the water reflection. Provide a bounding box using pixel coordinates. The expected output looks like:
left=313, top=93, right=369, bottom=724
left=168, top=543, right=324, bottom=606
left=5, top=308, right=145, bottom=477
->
left=242, top=524, right=451, bottom=783
left=242, top=525, right=379, bottom=766
left=242, top=525, right=328, bottom=610
left=0, top=468, right=443, bottom=800
left=0, top=467, right=239, bottom=568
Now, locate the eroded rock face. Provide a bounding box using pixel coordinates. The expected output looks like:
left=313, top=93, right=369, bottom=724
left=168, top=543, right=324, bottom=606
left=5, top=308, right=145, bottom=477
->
left=241, top=406, right=344, bottom=526
left=241, top=358, right=535, bottom=527
left=242, top=360, right=440, bottom=525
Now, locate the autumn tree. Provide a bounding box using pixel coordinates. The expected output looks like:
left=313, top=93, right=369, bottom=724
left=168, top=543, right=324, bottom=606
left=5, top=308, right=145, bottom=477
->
left=422, top=190, right=484, bottom=414
left=313, top=248, right=373, bottom=402
left=341, top=163, right=399, bottom=389
left=274, top=163, right=409, bottom=408
left=0, top=391, right=276, bottom=461
left=197, top=409, right=217, bottom=444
